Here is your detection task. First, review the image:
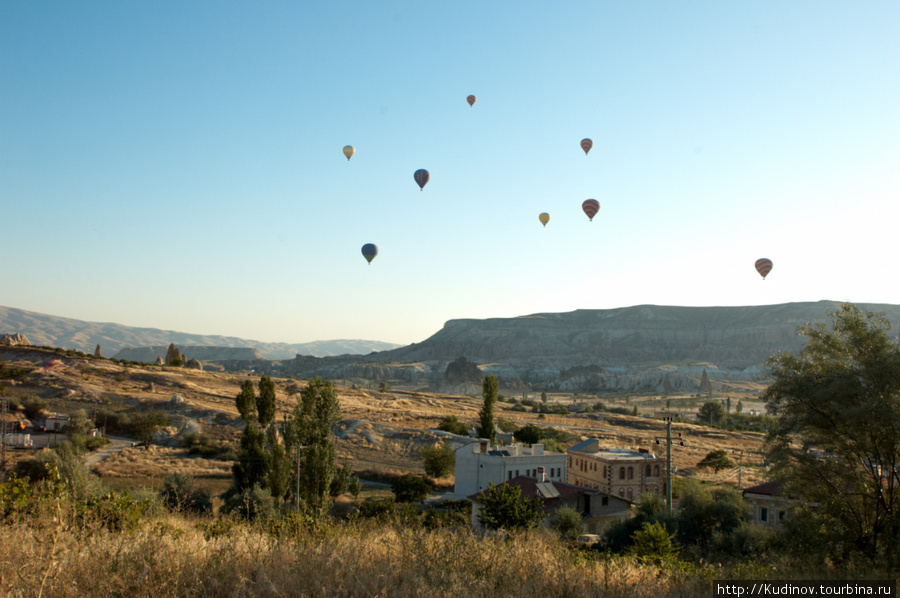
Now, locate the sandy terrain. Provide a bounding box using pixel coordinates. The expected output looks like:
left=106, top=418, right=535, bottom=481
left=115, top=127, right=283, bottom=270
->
left=1, top=346, right=769, bottom=489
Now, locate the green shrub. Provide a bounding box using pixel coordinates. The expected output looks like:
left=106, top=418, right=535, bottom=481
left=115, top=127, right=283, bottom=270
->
left=356, top=498, right=396, bottom=521
left=391, top=474, right=432, bottom=504
left=221, top=485, right=276, bottom=521
left=75, top=491, right=151, bottom=532
left=436, top=416, right=468, bottom=436
left=629, top=521, right=679, bottom=564
left=549, top=505, right=584, bottom=540
left=160, top=473, right=213, bottom=516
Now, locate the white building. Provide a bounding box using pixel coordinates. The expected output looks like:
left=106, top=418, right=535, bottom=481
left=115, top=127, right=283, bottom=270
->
left=453, top=439, right=568, bottom=497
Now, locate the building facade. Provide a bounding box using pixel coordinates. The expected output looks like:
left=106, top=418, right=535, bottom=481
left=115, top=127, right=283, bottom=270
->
left=453, top=439, right=567, bottom=497
left=742, top=481, right=791, bottom=526
left=566, top=438, right=666, bottom=501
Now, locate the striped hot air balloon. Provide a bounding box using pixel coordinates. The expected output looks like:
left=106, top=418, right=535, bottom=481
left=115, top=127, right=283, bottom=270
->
left=580, top=138, right=593, bottom=155
left=539, top=212, right=550, bottom=227
left=467, top=95, right=476, bottom=106
left=361, top=243, right=378, bottom=265
left=582, top=199, right=600, bottom=221
left=755, top=258, right=773, bottom=279
left=414, top=169, right=430, bottom=191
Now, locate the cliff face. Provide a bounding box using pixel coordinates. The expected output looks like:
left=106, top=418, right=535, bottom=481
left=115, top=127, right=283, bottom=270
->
left=384, top=302, right=900, bottom=369
left=282, top=301, right=900, bottom=393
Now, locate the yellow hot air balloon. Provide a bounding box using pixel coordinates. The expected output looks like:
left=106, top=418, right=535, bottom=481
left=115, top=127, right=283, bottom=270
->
left=539, top=213, right=550, bottom=227
left=343, top=145, right=355, bottom=161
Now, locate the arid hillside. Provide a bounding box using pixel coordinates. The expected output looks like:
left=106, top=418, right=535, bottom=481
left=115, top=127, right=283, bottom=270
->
left=1, top=346, right=770, bottom=491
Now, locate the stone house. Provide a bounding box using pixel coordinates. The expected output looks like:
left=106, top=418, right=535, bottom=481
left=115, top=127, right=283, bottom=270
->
left=567, top=439, right=666, bottom=501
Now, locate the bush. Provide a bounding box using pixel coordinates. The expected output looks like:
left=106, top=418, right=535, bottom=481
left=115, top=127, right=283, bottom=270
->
left=221, top=485, right=276, bottom=521
left=436, top=416, right=468, bottom=436
left=392, top=474, right=432, bottom=504
left=549, top=505, right=584, bottom=540
left=423, top=499, right=471, bottom=529
left=160, top=473, right=213, bottom=516
left=22, top=396, right=47, bottom=420
left=356, top=498, right=397, bottom=521
left=630, top=521, right=679, bottom=564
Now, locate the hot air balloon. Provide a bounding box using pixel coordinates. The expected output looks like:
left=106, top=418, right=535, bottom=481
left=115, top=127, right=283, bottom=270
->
left=343, top=145, right=355, bottom=161
left=755, top=258, right=773, bottom=279
left=414, top=169, right=430, bottom=191
left=467, top=95, right=476, bottom=107
left=582, top=199, right=600, bottom=221
left=539, top=213, right=550, bottom=227
left=361, top=243, right=378, bottom=265
left=580, top=138, right=593, bottom=155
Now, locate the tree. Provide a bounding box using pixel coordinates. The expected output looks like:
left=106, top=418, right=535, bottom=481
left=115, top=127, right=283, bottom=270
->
left=478, top=483, right=546, bottom=531
left=422, top=442, right=455, bottom=477
left=64, top=409, right=93, bottom=441
left=285, top=377, right=341, bottom=515
left=477, top=375, right=499, bottom=444
left=675, top=483, right=748, bottom=548
left=232, top=423, right=269, bottom=491
left=236, top=380, right=256, bottom=421
left=696, top=449, right=735, bottom=473
left=762, top=303, right=900, bottom=566
left=697, top=401, right=725, bottom=426
left=130, top=411, right=169, bottom=448
left=513, top=423, right=544, bottom=445
left=256, top=376, right=277, bottom=427
left=392, top=474, right=432, bottom=503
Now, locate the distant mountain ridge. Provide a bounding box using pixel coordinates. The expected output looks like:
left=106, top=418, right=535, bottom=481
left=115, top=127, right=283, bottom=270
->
left=380, top=301, right=900, bottom=368
left=0, top=306, right=403, bottom=359
left=278, top=301, right=900, bottom=393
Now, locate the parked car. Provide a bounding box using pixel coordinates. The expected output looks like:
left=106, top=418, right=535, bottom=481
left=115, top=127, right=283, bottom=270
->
left=573, top=534, right=601, bottom=547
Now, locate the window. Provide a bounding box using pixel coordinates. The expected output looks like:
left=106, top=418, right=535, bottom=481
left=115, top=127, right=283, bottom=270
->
left=601, top=496, right=608, bottom=506
left=645, top=465, right=651, bottom=477
left=778, top=511, right=786, bottom=522
left=508, top=471, right=513, bottom=480
left=760, top=507, right=768, bottom=523
left=619, top=468, right=625, bottom=480
left=627, top=467, right=633, bottom=480
left=627, top=488, right=633, bottom=500
left=654, top=465, right=660, bottom=477
left=618, top=489, right=625, bottom=497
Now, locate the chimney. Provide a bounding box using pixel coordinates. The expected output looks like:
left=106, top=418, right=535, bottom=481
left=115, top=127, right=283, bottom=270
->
left=533, top=443, right=544, bottom=456
left=479, top=440, right=489, bottom=454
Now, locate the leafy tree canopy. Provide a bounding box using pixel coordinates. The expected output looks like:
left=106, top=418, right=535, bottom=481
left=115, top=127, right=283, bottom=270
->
left=478, top=483, right=546, bottom=531
left=696, top=449, right=735, bottom=474
left=763, top=303, right=900, bottom=566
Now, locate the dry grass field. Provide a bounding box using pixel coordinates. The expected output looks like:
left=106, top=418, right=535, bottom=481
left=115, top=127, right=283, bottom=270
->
left=1, top=346, right=769, bottom=494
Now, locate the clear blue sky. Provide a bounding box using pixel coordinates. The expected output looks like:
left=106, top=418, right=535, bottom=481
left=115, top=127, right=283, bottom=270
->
left=2, top=1, right=898, bottom=346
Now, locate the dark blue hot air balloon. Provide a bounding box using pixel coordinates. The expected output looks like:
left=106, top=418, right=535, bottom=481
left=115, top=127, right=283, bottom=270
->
left=414, top=169, right=430, bottom=191
left=361, top=243, right=378, bottom=265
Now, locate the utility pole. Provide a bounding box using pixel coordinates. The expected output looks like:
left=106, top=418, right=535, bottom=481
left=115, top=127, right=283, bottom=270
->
left=733, top=450, right=744, bottom=490
left=0, top=398, right=7, bottom=479
left=655, top=416, right=674, bottom=516
left=654, top=416, right=685, bottom=517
